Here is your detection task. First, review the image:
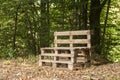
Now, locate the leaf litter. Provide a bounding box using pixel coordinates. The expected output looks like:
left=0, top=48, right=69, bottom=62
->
left=0, top=59, right=120, bottom=80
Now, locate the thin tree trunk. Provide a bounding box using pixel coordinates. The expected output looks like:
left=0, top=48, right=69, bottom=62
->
left=40, top=0, right=50, bottom=47
left=61, top=0, right=65, bottom=29
left=13, top=7, right=18, bottom=51
left=75, top=0, right=78, bottom=29
left=25, top=11, right=37, bottom=55
left=81, top=0, right=88, bottom=30
left=102, top=0, right=111, bottom=53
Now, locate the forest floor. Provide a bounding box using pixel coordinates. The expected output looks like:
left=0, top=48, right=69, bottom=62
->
left=0, top=56, right=120, bottom=80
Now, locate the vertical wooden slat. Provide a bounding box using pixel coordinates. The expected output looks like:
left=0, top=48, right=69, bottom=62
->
left=52, top=49, right=57, bottom=68
left=87, top=34, right=91, bottom=48
left=70, top=49, right=74, bottom=63
left=39, top=49, right=44, bottom=66
left=68, top=64, right=73, bottom=70
left=70, top=33, right=73, bottom=47
left=54, top=34, right=57, bottom=47
left=39, top=55, right=42, bottom=66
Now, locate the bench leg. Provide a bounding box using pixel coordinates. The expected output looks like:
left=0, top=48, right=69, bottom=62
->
left=39, top=55, right=42, bottom=66
left=68, top=64, right=73, bottom=70
left=39, top=62, right=42, bottom=66
left=52, top=63, right=57, bottom=68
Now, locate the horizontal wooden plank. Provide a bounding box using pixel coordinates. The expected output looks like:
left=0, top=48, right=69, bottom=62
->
left=76, top=60, right=86, bottom=63
left=70, top=30, right=91, bottom=35
left=54, top=30, right=91, bottom=36
left=41, top=47, right=54, bottom=50
left=54, top=47, right=90, bottom=50
left=72, top=39, right=90, bottom=43
left=40, top=60, right=72, bottom=64
left=41, top=47, right=91, bottom=51
left=41, top=54, right=74, bottom=57
left=77, top=54, right=86, bottom=57
left=54, top=39, right=71, bottom=43
left=54, top=31, right=70, bottom=36
left=55, top=39, right=90, bottom=44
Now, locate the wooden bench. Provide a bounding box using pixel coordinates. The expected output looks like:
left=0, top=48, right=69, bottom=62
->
left=39, top=30, right=92, bottom=70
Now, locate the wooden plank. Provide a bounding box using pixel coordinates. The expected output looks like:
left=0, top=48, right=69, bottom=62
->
left=53, top=50, right=57, bottom=68
left=77, top=54, right=86, bottom=57
left=87, top=34, right=91, bottom=39
left=54, top=30, right=91, bottom=36
left=54, top=47, right=75, bottom=50
left=87, top=43, right=91, bottom=48
left=68, top=64, right=73, bottom=70
left=41, top=47, right=91, bottom=51
left=41, top=54, right=74, bottom=57
left=41, top=60, right=72, bottom=64
left=55, top=39, right=90, bottom=44
left=70, top=35, right=73, bottom=47
left=54, top=35, right=57, bottom=47
left=55, top=30, right=90, bottom=36
left=71, top=30, right=91, bottom=35
left=72, top=39, right=90, bottom=44
left=40, top=60, right=54, bottom=63
left=54, top=31, right=70, bottom=36
left=54, top=47, right=88, bottom=50
left=76, top=60, right=86, bottom=63
left=55, top=39, right=71, bottom=44
left=41, top=49, right=44, bottom=55
left=56, top=61, right=72, bottom=64
left=87, top=35, right=91, bottom=48
left=41, top=47, right=54, bottom=50
left=39, top=55, right=42, bottom=66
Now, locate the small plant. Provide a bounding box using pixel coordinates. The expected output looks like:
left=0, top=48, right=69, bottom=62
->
left=0, top=47, right=15, bottom=58
left=7, top=48, right=15, bottom=59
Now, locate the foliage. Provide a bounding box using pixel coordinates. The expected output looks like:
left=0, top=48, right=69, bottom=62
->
left=0, top=48, right=15, bottom=58
left=108, top=45, right=120, bottom=62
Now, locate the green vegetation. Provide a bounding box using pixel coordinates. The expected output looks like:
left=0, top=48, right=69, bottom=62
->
left=0, top=0, right=120, bottom=62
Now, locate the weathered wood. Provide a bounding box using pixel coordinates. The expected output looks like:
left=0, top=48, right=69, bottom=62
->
left=70, top=35, right=73, bottom=47
left=54, top=30, right=91, bottom=36
left=40, top=30, right=92, bottom=70
left=68, top=64, right=73, bottom=70
left=55, top=39, right=90, bottom=44
left=41, top=54, right=74, bottom=57
left=41, top=60, right=72, bottom=64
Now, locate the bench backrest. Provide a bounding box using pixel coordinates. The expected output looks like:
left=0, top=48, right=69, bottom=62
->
left=54, top=30, right=91, bottom=48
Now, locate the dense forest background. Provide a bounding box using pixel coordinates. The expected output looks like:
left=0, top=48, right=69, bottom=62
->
left=0, top=0, right=120, bottom=62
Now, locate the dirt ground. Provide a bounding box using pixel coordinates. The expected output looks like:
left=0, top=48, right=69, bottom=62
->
left=0, top=58, right=120, bottom=80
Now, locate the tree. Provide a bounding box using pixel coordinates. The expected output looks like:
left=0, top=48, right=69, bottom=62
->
left=89, top=0, right=108, bottom=54
left=40, top=0, right=50, bottom=47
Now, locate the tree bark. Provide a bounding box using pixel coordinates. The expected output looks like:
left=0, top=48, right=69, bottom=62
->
left=89, top=0, right=101, bottom=54
left=81, top=0, right=88, bottom=30
left=40, top=0, right=50, bottom=47
left=102, top=0, right=111, bottom=53
left=13, top=7, right=19, bottom=51
left=61, top=0, right=65, bottom=28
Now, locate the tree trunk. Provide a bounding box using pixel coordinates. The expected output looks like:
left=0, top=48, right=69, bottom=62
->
left=61, top=0, right=65, bottom=28
left=40, top=0, right=50, bottom=47
left=101, top=0, right=111, bottom=53
left=81, top=0, right=88, bottom=30
left=13, top=7, right=18, bottom=51
left=89, top=0, right=101, bottom=54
